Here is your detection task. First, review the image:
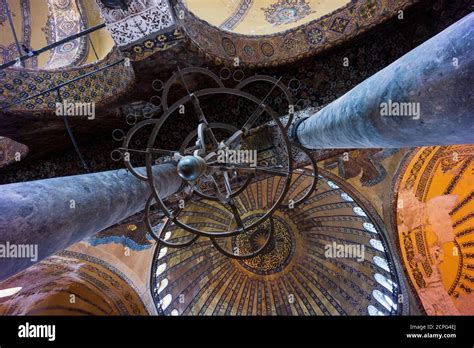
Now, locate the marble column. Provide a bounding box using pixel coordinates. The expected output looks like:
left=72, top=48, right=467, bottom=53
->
left=0, top=163, right=182, bottom=281
left=293, top=14, right=474, bottom=149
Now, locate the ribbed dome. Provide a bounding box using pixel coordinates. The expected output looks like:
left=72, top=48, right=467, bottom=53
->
left=151, top=168, right=404, bottom=315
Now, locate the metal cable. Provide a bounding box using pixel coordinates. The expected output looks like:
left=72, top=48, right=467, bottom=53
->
left=56, top=89, right=90, bottom=173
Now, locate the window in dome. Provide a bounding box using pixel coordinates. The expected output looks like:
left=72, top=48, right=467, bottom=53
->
left=373, top=256, right=390, bottom=272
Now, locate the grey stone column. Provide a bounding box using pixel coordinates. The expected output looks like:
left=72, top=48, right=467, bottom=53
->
left=0, top=164, right=182, bottom=281
left=294, top=14, right=474, bottom=149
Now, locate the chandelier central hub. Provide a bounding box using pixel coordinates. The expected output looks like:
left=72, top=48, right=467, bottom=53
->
left=177, top=155, right=207, bottom=181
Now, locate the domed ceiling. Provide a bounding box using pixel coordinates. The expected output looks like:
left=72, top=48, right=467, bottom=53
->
left=183, top=0, right=351, bottom=35
left=177, top=0, right=418, bottom=67
left=151, top=169, right=406, bottom=315
left=0, top=251, right=149, bottom=315
left=0, top=0, right=113, bottom=69
left=0, top=0, right=472, bottom=322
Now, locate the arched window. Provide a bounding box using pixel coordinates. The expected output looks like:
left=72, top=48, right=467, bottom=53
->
left=374, top=273, right=396, bottom=293
left=156, top=263, right=167, bottom=276
left=0, top=287, right=22, bottom=298
left=353, top=206, right=367, bottom=217
left=369, top=239, right=385, bottom=252
left=363, top=222, right=377, bottom=234
left=373, top=256, right=390, bottom=272
left=373, top=289, right=397, bottom=311
left=340, top=192, right=354, bottom=202
left=158, top=247, right=168, bottom=260
left=368, top=305, right=386, bottom=316
left=160, top=294, right=172, bottom=310
left=157, top=278, right=168, bottom=294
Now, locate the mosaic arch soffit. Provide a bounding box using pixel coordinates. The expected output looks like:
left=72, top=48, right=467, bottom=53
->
left=393, top=145, right=474, bottom=315
left=176, top=0, right=419, bottom=67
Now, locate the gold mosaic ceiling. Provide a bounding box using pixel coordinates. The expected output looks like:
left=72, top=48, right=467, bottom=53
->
left=184, top=0, right=351, bottom=35
left=0, top=0, right=113, bottom=69
left=395, top=145, right=474, bottom=315
left=151, top=169, right=406, bottom=315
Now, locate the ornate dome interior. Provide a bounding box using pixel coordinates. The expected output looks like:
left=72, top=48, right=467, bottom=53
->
left=152, top=169, right=403, bottom=315
left=183, top=0, right=351, bottom=35
left=0, top=0, right=472, bottom=325
left=0, top=0, right=113, bottom=69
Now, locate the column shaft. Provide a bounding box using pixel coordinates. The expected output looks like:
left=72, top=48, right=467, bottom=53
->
left=0, top=164, right=182, bottom=281
left=295, top=14, right=474, bottom=149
